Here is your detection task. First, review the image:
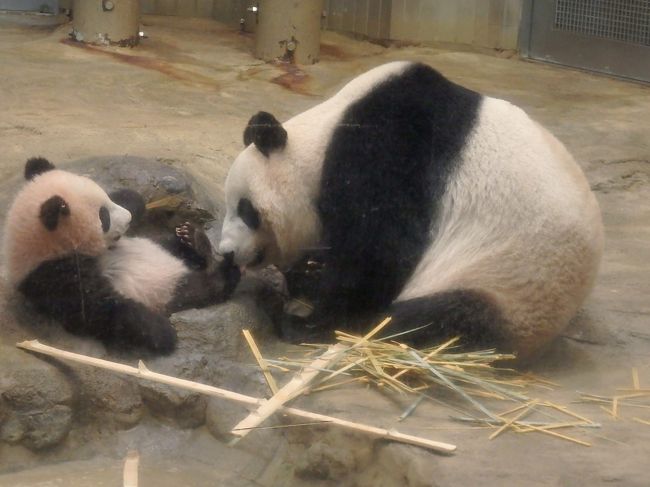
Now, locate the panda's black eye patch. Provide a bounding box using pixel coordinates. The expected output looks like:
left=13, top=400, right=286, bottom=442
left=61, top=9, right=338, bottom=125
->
left=99, top=206, right=110, bottom=233
left=237, top=198, right=260, bottom=230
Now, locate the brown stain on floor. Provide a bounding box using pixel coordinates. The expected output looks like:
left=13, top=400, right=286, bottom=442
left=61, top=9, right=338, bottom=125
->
left=320, top=43, right=353, bottom=61
left=61, top=39, right=220, bottom=90
left=270, top=62, right=313, bottom=96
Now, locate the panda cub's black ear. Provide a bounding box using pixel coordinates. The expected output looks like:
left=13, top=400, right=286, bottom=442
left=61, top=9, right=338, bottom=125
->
left=25, top=157, right=56, bottom=180
left=40, top=195, right=70, bottom=231
left=243, top=111, right=287, bottom=157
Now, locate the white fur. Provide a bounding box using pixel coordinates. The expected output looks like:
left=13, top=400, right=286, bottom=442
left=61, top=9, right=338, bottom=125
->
left=100, top=237, right=189, bottom=312
left=396, top=97, right=603, bottom=356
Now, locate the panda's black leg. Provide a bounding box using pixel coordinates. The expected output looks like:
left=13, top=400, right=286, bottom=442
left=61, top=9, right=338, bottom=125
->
left=386, top=289, right=509, bottom=350
left=110, top=300, right=177, bottom=354
left=167, top=257, right=242, bottom=313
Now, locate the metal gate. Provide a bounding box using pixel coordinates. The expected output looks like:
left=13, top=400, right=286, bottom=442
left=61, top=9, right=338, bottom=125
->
left=521, top=0, right=650, bottom=83
left=0, top=1, right=58, bottom=13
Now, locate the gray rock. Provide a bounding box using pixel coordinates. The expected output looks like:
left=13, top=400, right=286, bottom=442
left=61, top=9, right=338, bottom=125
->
left=70, top=367, right=143, bottom=428
left=0, top=346, right=73, bottom=411
left=18, top=405, right=73, bottom=450
left=140, top=383, right=207, bottom=429
left=0, top=415, right=25, bottom=444
left=171, top=296, right=275, bottom=361
left=136, top=296, right=274, bottom=429
left=0, top=346, right=75, bottom=450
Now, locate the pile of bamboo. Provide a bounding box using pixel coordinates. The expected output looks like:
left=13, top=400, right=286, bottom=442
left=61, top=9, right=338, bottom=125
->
left=266, top=318, right=599, bottom=446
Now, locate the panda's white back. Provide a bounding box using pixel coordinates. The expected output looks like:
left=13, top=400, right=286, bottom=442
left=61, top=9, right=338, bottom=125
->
left=398, top=96, right=604, bottom=355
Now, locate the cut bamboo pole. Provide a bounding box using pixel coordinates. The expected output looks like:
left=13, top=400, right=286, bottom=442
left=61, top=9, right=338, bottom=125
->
left=242, top=329, right=279, bottom=395
left=231, top=343, right=346, bottom=440
left=123, top=450, right=139, bottom=487
left=16, top=339, right=456, bottom=454
left=237, top=317, right=392, bottom=430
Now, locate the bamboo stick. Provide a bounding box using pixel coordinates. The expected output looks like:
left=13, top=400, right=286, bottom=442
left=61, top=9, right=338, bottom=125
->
left=517, top=422, right=591, bottom=447
left=489, top=401, right=537, bottom=440
left=242, top=329, right=279, bottom=395
left=231, top=343, right=346, bottom=440
left=16, top=339, right=457, bottom=454
left=123, top=450, right=139, bottom=487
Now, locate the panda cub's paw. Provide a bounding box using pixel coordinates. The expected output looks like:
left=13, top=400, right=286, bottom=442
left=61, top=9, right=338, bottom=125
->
left=176, top=221, right=213, bottom=260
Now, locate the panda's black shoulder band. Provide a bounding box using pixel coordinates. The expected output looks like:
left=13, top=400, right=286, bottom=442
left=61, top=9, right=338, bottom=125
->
left=243, top=111, right=287, bottom=157
left=25, top=157, right=56, bottom=180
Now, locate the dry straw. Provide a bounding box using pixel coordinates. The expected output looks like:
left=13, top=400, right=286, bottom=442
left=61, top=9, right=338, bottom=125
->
left=270, top=321, right=599, bottom=446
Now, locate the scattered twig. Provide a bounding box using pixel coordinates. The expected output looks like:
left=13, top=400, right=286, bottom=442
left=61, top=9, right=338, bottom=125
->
left=242, top=329, right=279, bottom=395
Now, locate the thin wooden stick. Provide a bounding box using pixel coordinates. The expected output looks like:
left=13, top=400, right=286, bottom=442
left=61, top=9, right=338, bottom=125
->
left=230, top=343, right=346, bottom=440
left=518, top=422, right=591, bottom=447
left=242, top=329, right=279, bottom=395
left=15, top=339, right=456, bottom=455
left=632, top=417, right=650, bottom=426
left=123, top=450, right=139, bottom=487
left=489, top=401, right=537, bottom=440
left=541, top=402, right=595, bottom=424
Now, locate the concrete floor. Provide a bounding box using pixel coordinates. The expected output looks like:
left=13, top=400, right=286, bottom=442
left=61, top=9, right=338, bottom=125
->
left=1, top=14, right=649, bottom=487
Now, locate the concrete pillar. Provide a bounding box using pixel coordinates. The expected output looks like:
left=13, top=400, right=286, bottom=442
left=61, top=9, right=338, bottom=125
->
left=254, top=0, right=324, bottom=64
left=72, top=0, right=140, bottom=46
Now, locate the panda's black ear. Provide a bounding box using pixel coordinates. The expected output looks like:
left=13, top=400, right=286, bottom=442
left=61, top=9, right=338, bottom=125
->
left=25, top=157, right=56, bottom=180
left=243, top=111, right=287, bottom=157
left=40, top=195, right=70, bottom=231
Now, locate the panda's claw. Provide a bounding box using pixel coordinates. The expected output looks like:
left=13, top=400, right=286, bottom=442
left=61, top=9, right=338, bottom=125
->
left=175, top=221, right=195, bottom=248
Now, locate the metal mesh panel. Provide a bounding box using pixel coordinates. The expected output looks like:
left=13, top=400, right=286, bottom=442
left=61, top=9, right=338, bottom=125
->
left=555, top=0, right=650, bottom=46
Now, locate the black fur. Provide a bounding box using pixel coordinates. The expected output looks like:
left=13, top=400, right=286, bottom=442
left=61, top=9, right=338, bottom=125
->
left=279, top=289, right=508, bottom=350
left=39, top=195, right=70, bottom=231
left=99, top=206, right=110, bottom=233
left=19, top=255, right=177, bottom=354
left=237, top=197, right=260, bottom=230
left=386, top=290, right=509, bottom=348
left=243, top=111, right=288, bottom=157
left=167, top=259, right=241, bottom=312
left=314, top=63, right=481, bottom=322
left=109, top=188, right=146, bottom=226
left=25, top=157, right=56, bottom=180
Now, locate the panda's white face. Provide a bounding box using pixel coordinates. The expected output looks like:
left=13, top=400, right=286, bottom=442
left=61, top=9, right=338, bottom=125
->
left=219, top=148, right=276, bottom=269
left=103, top=200, right=131, bottom=246
left=3, top=167, right=134, bottom=285
left=220, top=111, right=324, bottom=271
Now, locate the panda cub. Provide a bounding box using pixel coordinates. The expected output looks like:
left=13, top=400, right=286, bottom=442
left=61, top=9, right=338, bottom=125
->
left=3, top=157, right=237, bottom=354
left=219, top=61, right=604, bottom=362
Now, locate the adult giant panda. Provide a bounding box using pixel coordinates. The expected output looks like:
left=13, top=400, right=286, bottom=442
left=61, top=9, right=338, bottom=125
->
left=3, top=157, right=237, bottom=354
left=219, top=61, right=604, bottom=361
